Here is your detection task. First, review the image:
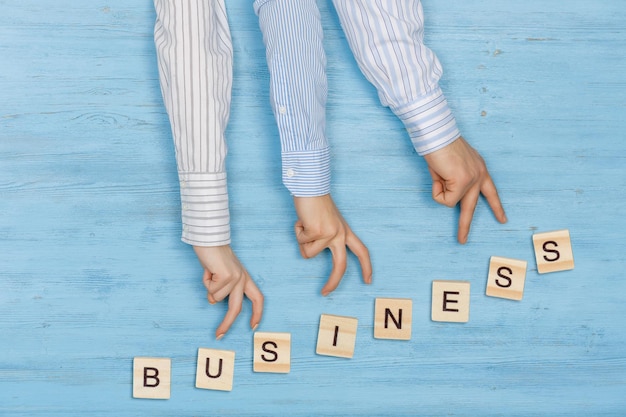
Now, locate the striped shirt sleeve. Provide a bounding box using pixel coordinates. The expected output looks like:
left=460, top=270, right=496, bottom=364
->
left=332, top=0, right=461, bottom=155
left=153, top=0, right=232, bottom=246
left=255, top=0, right=331, bottom=197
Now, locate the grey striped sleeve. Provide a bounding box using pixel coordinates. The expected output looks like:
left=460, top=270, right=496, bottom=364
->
left=332, top=0, right=461, bottom=155
left=153, top=0, right=232, bottom=246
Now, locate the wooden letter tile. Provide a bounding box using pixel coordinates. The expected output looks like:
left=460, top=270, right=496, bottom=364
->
left=533, top=229, right=574, bottom=274
left=253, top=332, right=291, bottom=373
left=374, top=298, right=412, bottom=340
left=486, top=256, right=528, bottom=301
left=431, top=281, right=470, bottom=323
left=195, top=348, right=235, bottom=392
left=133, top=357, right=171, bottom=399
left=316, top=314, right=358, bottom=358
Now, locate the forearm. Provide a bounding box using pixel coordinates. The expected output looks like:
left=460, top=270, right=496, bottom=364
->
left=154, top=0, right=232, bottom=246
left=332, top=0, right=460, bottom=155
left=255, top=0, right=331, bottom=197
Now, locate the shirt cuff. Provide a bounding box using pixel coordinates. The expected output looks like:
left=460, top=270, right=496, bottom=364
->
left=391, top=87, right=461, bottom=156
left=178, top=172, right=231, bottom=247
left=282, top=148, right=331, bottom=197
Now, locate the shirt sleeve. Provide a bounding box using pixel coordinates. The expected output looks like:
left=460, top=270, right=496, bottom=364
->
left=331, top=0, right=461, bottom=155
left=153, top=0, right=232, bottom=246
left=255, top=0, right=331, bottom=197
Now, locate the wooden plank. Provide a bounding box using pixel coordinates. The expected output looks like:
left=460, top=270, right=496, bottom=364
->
left=1, top=0, right=625, bottom=415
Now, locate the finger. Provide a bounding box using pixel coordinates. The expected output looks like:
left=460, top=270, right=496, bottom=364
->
left=207, top=292, right=217, bottom=305
left=457, top=187, right=480, bottom=244
left=481, top=175, right=507, bottom=223
left=206, top=276, right=232, bottom=299
left=202, top=269, right=212, bottom=291
left=295, top=221, right=330, bottom=259
left=202, top=270, right=217, bottom=305
left=299, top=238, right=329, bottom=259
left=345, top=229, right=372, bottom=284
left=214, top=280, right=245, bottom=339
left=294, top=220, right=305, bottom=242
left=428, top=167, right=448, bottom=206
left=431, top=176, right=462, bottom=208
left=321, top=242, right=348, bottom=296
left=244, top=277, right=264, bottom=330
left=211, top=278, right=238, bottom=303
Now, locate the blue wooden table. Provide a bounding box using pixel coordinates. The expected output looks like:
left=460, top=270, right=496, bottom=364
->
left=1, top=0, right=625, bottom=415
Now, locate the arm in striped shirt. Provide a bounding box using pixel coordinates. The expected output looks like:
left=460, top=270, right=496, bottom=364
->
left=332, top=0, right=506, bottom=243
left=153, top=0, right=264, bottom=338
left=255, top=0, right=331, bottom=197
left=254, top=0, right=373, bottom=293
left=154, top=0, right=232, bottom=247
left=332, top=0, right=461, bottom=155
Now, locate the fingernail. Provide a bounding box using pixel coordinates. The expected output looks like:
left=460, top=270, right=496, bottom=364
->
left=216, top=333, right=224, bottom=341
left=252, top=324, right=259, bottom=332
left=321, top=291, right=329, bottom=297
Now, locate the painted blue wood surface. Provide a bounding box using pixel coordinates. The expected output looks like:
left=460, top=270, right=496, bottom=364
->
left=1, top=0, right=625, bottom=415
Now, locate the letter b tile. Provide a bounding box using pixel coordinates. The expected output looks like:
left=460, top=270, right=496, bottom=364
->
left=133, top=357, right=171, bottom=399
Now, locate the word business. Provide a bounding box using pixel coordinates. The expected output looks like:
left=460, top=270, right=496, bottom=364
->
left=133, top=229, right=574, bottom=398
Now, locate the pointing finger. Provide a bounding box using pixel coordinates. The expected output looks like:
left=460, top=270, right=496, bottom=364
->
left=345, top=229, right=372, bottom=284
left=321, top=243, right=347, bottom=296
left=457, top=187, right=480, bottom=244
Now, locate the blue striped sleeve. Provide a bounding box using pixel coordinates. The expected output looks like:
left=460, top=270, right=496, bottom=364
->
left=255, top=0, right=331, bottom=196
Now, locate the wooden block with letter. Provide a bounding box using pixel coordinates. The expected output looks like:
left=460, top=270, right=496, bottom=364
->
left=532, top=229, right=574, bottom=274
left=253, top=332, right=291, bottom=373
left=132, top=357, right=171, bottom=399
left=431, top=280, right=470, bottom=323
left=374, top=298, right=412, bottom=340
left=486, top=256, right=528, bottom=300
left=195, top=348, right=235, bottom=392
left=316, top=314, right=358, bottom=358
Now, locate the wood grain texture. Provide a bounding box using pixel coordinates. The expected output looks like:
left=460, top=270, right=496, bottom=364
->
left=1, top=0, right=625, bottom=415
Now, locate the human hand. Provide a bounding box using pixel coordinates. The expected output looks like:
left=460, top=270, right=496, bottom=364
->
left=423, top=136, right=507, bottom=244
left=193, top=245, right=264, bottom=339
left=293, top=194, right=372, bottom=296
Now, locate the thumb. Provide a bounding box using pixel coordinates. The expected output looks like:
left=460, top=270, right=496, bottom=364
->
left=202, top=269, right=212, bottom=292
left=294, top=219, right=306, bottom=242
left=202, top=269, right=218, bottom=305
left=294, top=220, right=328, bottom=259
left=429, top=167, right=450, bottom=207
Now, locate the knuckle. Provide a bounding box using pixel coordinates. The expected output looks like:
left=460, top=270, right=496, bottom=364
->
left=458, top=171, right=474, bottom=187
left=306, top=225, right=324, bottom=238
